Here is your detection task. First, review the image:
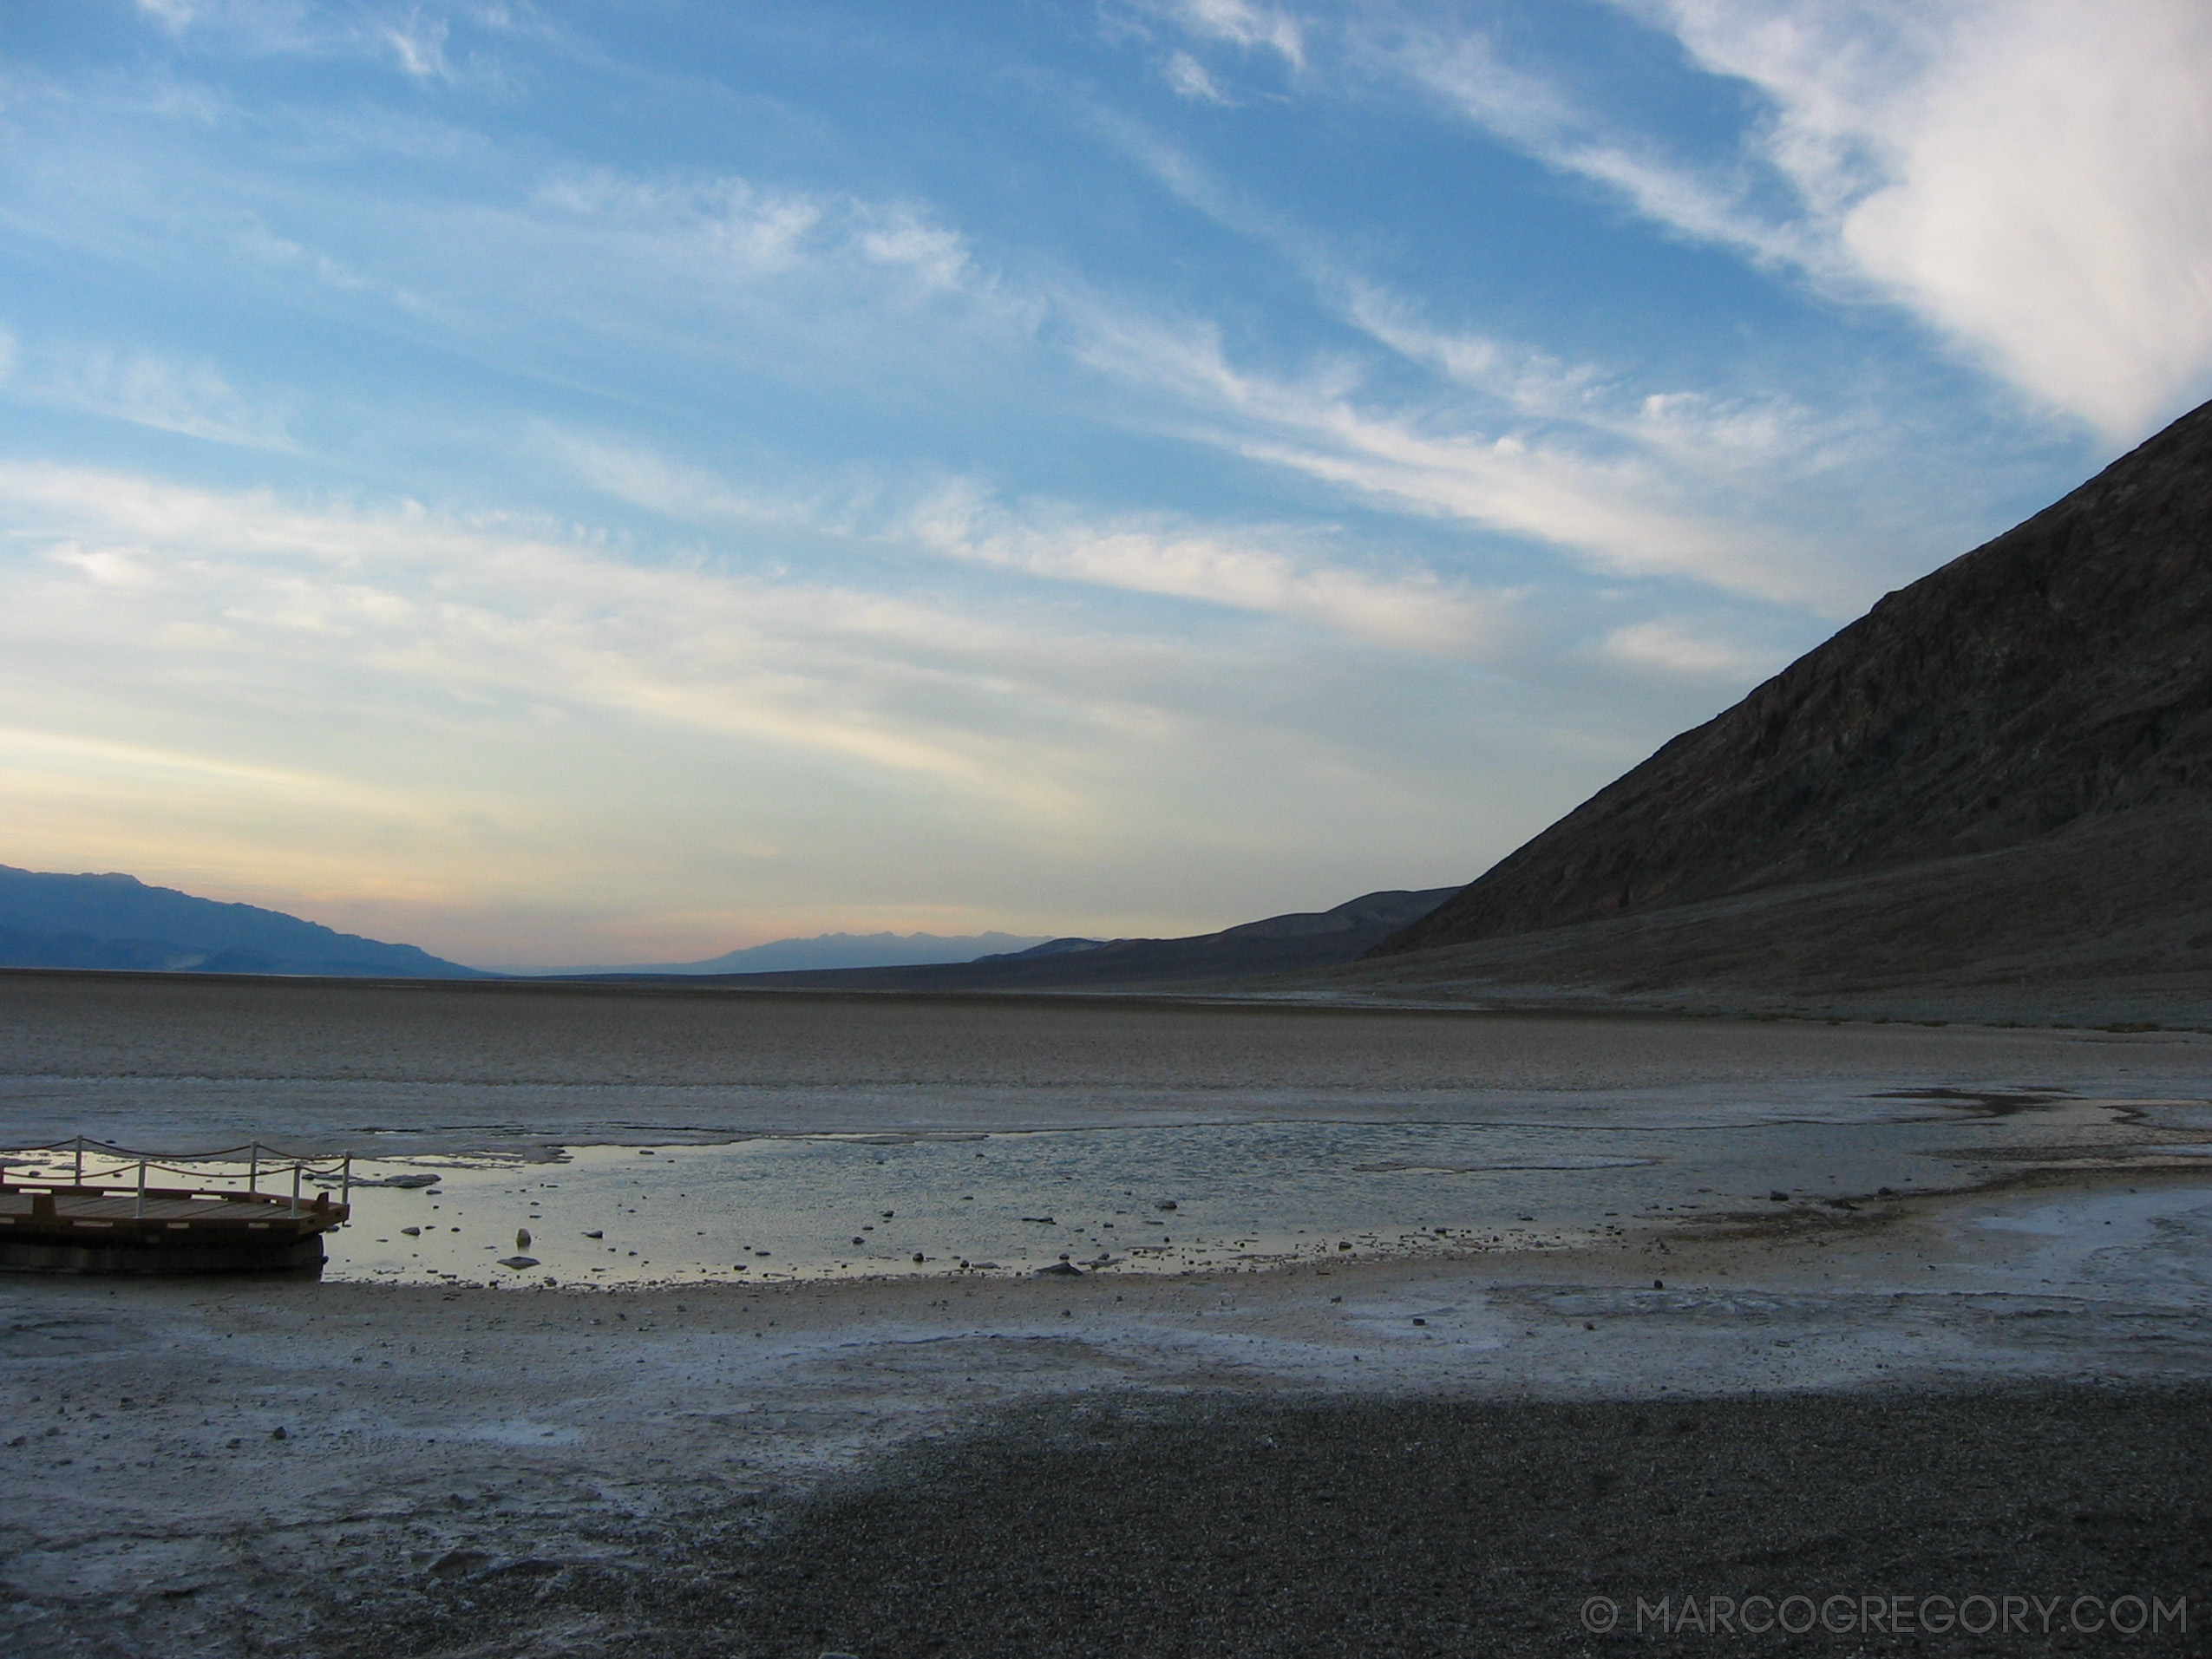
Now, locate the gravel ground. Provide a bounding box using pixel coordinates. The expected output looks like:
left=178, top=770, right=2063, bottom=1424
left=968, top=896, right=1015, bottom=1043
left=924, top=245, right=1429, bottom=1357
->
left=317, top=1384, right=2211, bottom=1658
left=4, top=1169, right=2209, bottom=1657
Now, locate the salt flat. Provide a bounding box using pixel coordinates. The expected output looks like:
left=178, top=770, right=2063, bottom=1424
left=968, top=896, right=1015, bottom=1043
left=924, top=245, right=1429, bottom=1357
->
left=0, top=970, right=2206, bottom=1153
left=2, top=973, right=2209, bottom=1655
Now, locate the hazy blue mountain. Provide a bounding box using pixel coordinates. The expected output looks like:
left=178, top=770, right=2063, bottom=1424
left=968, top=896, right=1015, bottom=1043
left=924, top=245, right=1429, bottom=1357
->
left=593, top=889, right=1462, bottom=990
left=521, top=931, right=1050, bottom=976
left=0, top=864, right=481, bottom=978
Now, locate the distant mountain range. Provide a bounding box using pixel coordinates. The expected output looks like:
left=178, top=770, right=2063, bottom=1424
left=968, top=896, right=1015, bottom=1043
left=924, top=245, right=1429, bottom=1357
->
left=1361, top=395, right=2212, bottom=1016
left=569, top=888, right=1460, bottom=991
left=519, top=931, right=1049, bottom=976
left=0, top=860, right=1456, bottom=993
left=0, top=865, right=481, bottom=979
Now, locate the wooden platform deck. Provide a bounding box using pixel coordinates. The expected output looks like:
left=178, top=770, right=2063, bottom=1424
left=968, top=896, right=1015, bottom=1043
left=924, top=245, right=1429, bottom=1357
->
left=0, top=1181, right=349, bottom=1273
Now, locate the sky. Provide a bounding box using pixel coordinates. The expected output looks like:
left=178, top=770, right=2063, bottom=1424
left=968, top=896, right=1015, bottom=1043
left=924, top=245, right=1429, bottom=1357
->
left=1, top=1, right=2209, bottom=969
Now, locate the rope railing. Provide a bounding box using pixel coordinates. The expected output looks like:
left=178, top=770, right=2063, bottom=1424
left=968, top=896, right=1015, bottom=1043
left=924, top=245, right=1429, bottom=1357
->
left=0, top=1136, right=353, bottom=1214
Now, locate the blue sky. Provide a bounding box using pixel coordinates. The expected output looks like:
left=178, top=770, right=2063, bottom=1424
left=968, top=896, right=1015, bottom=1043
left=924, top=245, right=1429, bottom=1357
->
left=2, top=1, right=2208, bottom=966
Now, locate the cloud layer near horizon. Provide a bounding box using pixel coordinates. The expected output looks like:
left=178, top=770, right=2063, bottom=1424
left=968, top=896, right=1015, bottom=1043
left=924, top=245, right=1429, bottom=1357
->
left=0, top=2, right=2201, bottom=963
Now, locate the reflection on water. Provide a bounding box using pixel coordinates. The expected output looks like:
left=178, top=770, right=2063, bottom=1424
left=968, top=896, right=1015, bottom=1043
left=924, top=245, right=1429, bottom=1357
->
left=286, top=1107, right=2070, bottom=1286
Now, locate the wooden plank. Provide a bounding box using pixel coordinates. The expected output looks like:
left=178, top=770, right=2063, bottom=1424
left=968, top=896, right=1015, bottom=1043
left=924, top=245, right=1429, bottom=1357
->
left=0, top=1197, right=346, bottom=1234
left=62, top=1199, right=320, bottom=1221
left=0, top=1194, right=336, bottom=1218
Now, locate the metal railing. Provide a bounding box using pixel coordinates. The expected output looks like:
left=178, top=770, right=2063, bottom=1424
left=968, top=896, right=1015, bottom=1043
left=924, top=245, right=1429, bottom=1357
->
left=0, top=1136, right=352, bottom=1217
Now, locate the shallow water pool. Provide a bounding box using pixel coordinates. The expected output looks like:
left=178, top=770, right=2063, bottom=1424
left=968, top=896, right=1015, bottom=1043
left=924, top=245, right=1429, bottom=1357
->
left=302, top=1103, right=2090, bottom=1285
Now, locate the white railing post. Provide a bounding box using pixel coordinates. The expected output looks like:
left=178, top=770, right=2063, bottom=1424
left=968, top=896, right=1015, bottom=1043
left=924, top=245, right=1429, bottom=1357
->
left=341, top=1156, right=352, bottom=1206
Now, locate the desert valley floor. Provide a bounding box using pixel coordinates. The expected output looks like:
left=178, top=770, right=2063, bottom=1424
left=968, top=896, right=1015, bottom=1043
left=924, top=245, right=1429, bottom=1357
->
left=2, top=973, right=2209, bottom=1655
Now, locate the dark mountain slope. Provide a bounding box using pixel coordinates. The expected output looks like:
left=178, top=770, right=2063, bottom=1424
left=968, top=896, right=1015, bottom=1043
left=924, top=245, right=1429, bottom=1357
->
left=1324, top=801, right=2212, bottom=1022
left=1377, top=396, right=2212, bottom=963
left=0, top=865, right=481, bottom=978
left=566, top=888, right=1457, bottom=991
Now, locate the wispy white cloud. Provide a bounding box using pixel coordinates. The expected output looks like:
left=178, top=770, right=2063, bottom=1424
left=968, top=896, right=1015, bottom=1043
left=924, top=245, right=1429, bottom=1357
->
left=1338, top=283, right=1600, bottom=420
left=1087, top=121, right=1920, bottom=607
left=1163, top=50, right=1232, bottom=104
left=902, top=484, right=1505, bottom=653
left=1655, top=0, right=2212, bottom=439
left=1345, top=285, right=1850, bottom=489
left=528, top=168, right=828, bottom=277
left=1149, top=0, right=1306, bottom=70
left=3, top=342, right=293, bottom=450
left=131, top=0, right=497, bottom=87
left=543, top=431, right=850, bottom=535
left=1382, top=24, right=1816, bottom=271
left=854, top=207, right=976, bottom=294
left=549, top=430, right=1501, bottom=651
left=10, top=89, right=1031, bottom=400
left=0, top=462, right=1066, bottom=795
left=233, top=218, right=435, bottom=312
left=1069, top=298, right=1867, bottom=608
left=1596, top=617, right=1795, bottom=681
left=526, top=166, right=994, bottom=310
left=1378, top=0, right=2212, bottom=438
left=488, top=164, right=1037, bottom=343
left=383, top=9, right=454, bottom=82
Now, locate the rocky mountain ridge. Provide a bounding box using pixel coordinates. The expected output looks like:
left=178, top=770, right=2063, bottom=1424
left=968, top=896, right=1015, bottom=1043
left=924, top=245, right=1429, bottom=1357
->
left=1377, top=396, right=2212, bottom=970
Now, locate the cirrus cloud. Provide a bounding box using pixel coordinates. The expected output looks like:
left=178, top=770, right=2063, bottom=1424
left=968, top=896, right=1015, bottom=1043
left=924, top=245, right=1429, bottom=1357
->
left=1380, top=0, right=2212, bottom=439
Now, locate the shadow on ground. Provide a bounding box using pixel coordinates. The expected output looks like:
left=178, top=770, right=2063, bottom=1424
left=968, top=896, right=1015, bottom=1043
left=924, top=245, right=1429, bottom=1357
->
left=315, top=1382, right=2211, bottom=1659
